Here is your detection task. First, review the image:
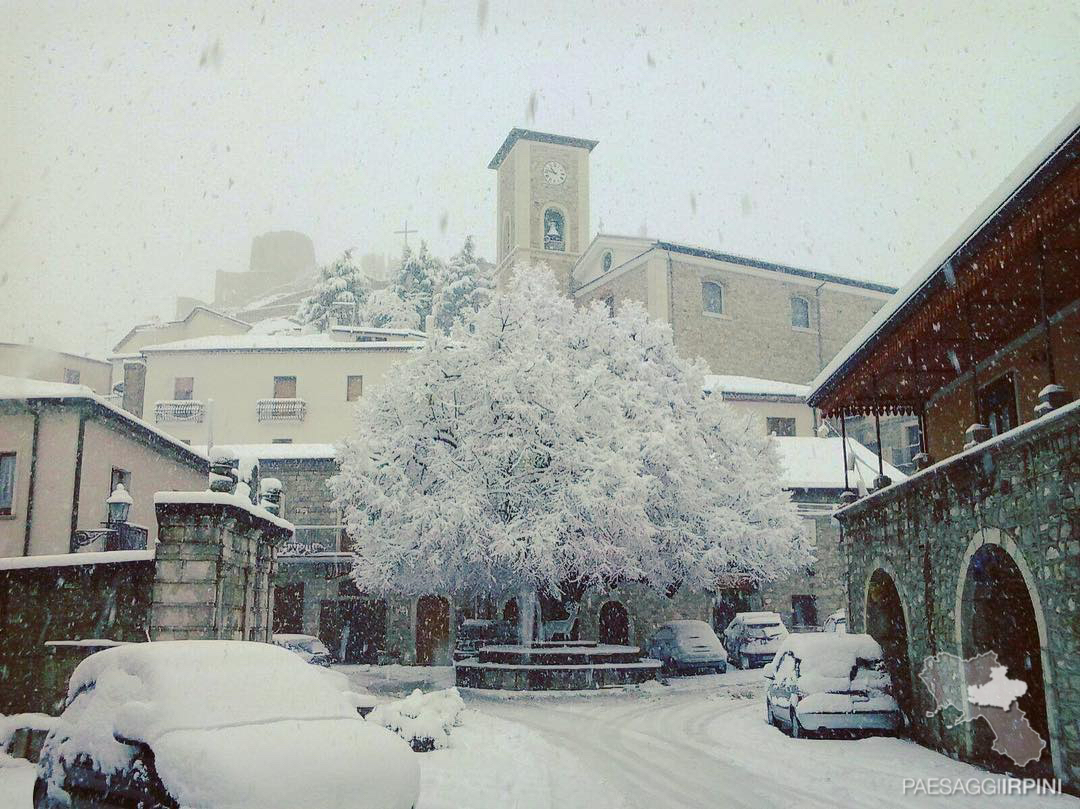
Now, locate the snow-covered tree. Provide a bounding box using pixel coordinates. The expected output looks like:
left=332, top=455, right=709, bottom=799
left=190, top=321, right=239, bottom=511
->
left=331, top=266, right=809, bottom=637
left=359, top=287, right=422, bottom=330
left=391, top=241, right=442, bottom=331
left=430, top=237, right=494, bottom=334
left=297, top=250, right=369, bottom=330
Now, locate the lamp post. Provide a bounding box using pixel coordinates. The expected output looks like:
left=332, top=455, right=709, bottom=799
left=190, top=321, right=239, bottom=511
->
left=106, top=483, right=133, bottom=526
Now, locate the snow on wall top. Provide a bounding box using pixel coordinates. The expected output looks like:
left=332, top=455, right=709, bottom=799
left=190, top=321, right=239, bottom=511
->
left=139, top=334, right=426, bottom=353
left=703, top=375, right=810, bottom=399
left=772, top=436, right=906, bottom=491
left=193, top=443, right=337, bottom=461
left=0, top=374, right=207, bottom=465
left=808, top=102, right=1080, bottom=404
left=0, top=548, right=156, bottom=571
left=153, top=490, right=295, bottom=532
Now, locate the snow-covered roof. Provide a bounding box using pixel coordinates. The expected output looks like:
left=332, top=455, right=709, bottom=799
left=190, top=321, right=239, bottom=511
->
left=809, top=103, right=1080, bottom=404
left=193, top=443, right=337, bottom=461
left=773, top=436, right=906, bottom=491
left=112, top=306, right=252, bottom=352
left=140, top=333, right=425, bottom=353
left=703, top=375, right=809, bottom=400
left=0, top=375, right=207, bottom=466
left=330, top=325, right=428, bottom=340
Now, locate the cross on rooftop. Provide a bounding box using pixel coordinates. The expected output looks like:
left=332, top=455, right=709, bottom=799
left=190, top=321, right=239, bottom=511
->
left=394, top=220, right=417, bottom=247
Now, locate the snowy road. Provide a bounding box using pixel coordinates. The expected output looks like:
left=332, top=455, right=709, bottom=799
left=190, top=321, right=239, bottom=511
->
left=469, top=671, right=1078, bottom=809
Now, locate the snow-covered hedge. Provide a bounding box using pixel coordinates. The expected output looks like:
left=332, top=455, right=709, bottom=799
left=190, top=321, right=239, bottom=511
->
left=368, top=688, right=465, bottom=752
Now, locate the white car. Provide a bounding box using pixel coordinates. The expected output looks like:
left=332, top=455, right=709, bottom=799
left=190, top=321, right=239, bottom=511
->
left=722, top=611, right=788, bottom=669
left=34, top=640, right=419, bottom=809
left=644, top=620, right=728, bottom=674
left=763, top=633, right=900, bottom=738
left=273, top=632, right=336, bottom=666
left=822, top=609, right=847, bottom=634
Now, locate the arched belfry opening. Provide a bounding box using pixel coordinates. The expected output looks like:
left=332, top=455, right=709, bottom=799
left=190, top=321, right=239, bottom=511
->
left=865, top=569, right=914, bottom=727
left=960, top=544, right=1052, bottom=776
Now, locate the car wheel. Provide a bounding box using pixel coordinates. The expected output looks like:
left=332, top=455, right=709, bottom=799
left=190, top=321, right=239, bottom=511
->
left=790, top=708, right=803, bottom=739
left=764, top=699, right=773, bottom=725
left=32, top=778, right=64, bottom=809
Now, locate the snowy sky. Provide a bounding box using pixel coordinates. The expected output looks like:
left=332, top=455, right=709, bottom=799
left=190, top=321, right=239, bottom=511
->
left=1, top=1, right=1077, bottom=358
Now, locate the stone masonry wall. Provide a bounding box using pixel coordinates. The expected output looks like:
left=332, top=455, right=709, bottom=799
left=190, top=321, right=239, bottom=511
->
left=838, top=402, right=1080, bottom=788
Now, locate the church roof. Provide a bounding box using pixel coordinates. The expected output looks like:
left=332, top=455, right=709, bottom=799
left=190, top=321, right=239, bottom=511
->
left=488, top=128, right=599, bottom=170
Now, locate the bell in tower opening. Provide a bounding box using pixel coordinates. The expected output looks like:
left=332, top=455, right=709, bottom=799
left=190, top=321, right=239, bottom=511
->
left=543, top=208, right=565, bottom=252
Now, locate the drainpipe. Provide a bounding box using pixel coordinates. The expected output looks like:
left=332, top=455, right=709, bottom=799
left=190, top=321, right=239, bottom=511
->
left=813, top=281, right=826, bottom=372
left=665, top=249, right=675, bottom=327
left=22, top=408, right=40, bottom=556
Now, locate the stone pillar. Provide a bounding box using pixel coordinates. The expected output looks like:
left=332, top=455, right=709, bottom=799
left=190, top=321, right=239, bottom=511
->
left=150, top=496, right=293, bottom=641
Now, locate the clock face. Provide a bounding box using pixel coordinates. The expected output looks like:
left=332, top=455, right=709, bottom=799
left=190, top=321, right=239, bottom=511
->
left=543, top=160, right=567, bottom=185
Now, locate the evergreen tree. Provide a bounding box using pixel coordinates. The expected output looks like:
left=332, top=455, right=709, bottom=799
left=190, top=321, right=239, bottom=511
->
left=431, top=236, right=494, bottom=334
left=296, top=249, right=369, bottom=330
left=391, top=241, right=442, bottom=330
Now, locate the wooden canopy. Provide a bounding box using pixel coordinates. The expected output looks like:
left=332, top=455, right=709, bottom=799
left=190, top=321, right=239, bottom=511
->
left=810, top=125, right=1080, bottom=419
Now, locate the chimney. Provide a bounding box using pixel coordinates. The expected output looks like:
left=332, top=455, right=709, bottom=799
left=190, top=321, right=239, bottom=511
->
left=122, top=359, right=146, bottom=418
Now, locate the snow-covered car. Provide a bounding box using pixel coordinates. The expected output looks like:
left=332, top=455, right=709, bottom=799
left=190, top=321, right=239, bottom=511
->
left=453, top=618, right=517, bottom=662
left=644, top=620, right=728, bottom=674
left=763, top=633, right=900, bottom=738
left=33, top=641, right=419, bottom=809
left=722, top=611, right=788, bottom=669
left=272, top=632, right=336, bottom=666
left=822, top=609, right=848, bottom=634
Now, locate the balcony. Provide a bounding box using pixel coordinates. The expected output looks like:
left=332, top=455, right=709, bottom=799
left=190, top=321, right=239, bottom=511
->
left=256, top=398, right=307, bottom=422
left=70, top=522, right=149, bottom=554
left=279, top=525, right=342, bottom=556
left=154, top=400, right=205, bottom=423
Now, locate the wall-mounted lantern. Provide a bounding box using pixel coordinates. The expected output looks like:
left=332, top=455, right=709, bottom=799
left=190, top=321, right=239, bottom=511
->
left=106, top=483, right=133, bottom=525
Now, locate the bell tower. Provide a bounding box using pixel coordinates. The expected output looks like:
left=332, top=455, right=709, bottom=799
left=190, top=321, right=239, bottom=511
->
left=488, top=129, right=598, bottom=292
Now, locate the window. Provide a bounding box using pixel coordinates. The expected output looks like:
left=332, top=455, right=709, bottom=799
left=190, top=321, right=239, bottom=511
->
left=174, top=376, right=194, bottom=400
left=701, top=281, right=724, bottom=315
left=274, top=376, right=297, bottom=399
left=346, top=375, right=364, bottom=401
left=979, top=373, right=1018, bottom=437
left=543, top=208, right=565, bottom=251
left=0, top=453, right=15, bottom=515
left=63, top=368, right=81, bottom=385
left=110, top=467, right=131, bottom=496
left=602, top=295, right=615, bottom=318
left=791, top=595, right=818, bottom=628
left=766, top=417, right=796, bottom=437
left=601, top=251, right=613, bottom=273
left=791, top=296, right=811, bottom=330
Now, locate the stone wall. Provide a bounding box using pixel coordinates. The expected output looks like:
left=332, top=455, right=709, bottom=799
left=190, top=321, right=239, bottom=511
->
left=838, top=402, right=1080, bottom=788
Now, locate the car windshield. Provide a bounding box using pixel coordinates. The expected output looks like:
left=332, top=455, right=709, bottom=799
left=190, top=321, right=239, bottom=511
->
left=745, top=623, right=783, bottom=639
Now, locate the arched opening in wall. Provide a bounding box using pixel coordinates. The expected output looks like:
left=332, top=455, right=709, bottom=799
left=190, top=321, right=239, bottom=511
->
left=598, top=601, right=629, bottom=646
left=961, top=544, right=1051, bottom=776
left=502, top=598, right=519, bottom=625
left=543, top=208, right=565, bottom=251
left=415, top=595, right=450, bottom=666
left=865, top=569, right=913, bottom=728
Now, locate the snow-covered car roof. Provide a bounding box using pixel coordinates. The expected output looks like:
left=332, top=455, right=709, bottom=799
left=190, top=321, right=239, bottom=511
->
left=732, top=611, right=784, bottom=626
left=660, top=620, right=716, bottom=634
left=776, top=633, right=883, bottom=668
left=51, top=641, right=419, bottom=809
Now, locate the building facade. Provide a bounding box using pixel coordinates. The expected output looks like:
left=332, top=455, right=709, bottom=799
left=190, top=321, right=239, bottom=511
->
left=808, top=108, right=1079, bottom=787
left=0, top=343, right=112, bottom=397
left=0, top=376, right=209, bottom=558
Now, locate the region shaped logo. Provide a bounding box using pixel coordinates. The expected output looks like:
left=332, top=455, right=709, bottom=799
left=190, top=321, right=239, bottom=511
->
left=919, top=651, right=1045, bottom=768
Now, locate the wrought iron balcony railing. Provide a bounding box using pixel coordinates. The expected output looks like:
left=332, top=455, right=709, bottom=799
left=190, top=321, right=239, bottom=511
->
left=70, top=522, right=149, bottom=553
left=256, top=398, right=307, bottom=422
left=154, top=400, right=205, bottom=423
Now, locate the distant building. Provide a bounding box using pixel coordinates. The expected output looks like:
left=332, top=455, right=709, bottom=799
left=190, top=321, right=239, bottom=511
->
left=0, top=343, right=112, bottom=397
left=0, top=375, right=208, bottom=558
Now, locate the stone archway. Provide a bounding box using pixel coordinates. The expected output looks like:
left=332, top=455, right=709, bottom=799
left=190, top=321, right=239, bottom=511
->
left=865, top=568, right=914, bottom=726
left=959, top=542, right=1053, bottom=776
left=416, top=595, right=450, bottom=666
left=598, top=601, right=629, bottom=646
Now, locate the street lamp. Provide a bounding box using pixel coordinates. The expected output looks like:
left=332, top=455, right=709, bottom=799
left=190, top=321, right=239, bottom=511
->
left=106, top=483, right=133, bottom=525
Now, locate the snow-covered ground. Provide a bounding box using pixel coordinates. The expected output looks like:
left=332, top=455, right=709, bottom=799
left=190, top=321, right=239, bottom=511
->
left=5, top=665, right=1076, bottom=808
left=340, top=664, right=1079, bottom=809
left=0, top=756, right=35, bottom=806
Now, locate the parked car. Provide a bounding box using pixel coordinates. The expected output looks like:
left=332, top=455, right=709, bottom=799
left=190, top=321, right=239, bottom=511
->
left=822, top=609, right=848, bottom=634
left=34, top=641, right=419, bottom=809
left=272, top=633, right=336, bottom=666
left=723, top=611, right=788, bottom=669
left=644, top=620, right=728, bottom=674
left=453, top=618, right=517, bottom=661
left=763, top=633, right=901, bottom=738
